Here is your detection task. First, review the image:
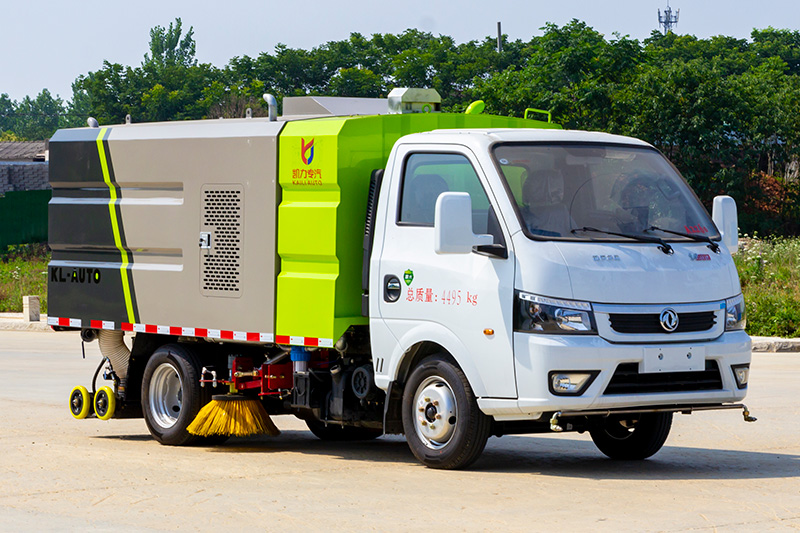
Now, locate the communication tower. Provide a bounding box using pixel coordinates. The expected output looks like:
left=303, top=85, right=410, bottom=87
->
left=658, top=2, right=680, bottom=34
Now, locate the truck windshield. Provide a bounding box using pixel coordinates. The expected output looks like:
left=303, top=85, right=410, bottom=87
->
left=492, top=143, right=720, bottom=242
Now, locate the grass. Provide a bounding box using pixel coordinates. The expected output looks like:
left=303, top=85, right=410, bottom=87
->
left=1, top=238, right=799, bottom=337
left=0, top=243, right=49, bottom=314
left=734, top=235, right=800, bottom=338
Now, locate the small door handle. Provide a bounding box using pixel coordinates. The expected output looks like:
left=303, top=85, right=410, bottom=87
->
left=384, top=275, right=401, bottom=302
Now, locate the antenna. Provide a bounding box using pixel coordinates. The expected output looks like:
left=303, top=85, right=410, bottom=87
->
left=658, top=1, right=680, bottom=34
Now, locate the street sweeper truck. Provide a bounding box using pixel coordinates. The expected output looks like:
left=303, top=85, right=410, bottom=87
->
left=50, top=88, right=754, bottom=469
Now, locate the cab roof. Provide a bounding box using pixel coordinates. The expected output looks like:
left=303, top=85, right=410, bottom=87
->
left=399, top=128, right=653, bottom=148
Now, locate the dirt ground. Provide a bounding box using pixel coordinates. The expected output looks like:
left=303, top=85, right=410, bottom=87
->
left=0, top=330, right=798, bottom=532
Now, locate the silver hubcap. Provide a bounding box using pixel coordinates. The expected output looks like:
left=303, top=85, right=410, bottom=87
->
left=413, top=376, right=457, bottom=449
left=149, top=362, right=183, bottom=429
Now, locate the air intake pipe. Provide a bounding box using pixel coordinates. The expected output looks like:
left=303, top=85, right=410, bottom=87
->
left=97, top=330, right=131, bottom=381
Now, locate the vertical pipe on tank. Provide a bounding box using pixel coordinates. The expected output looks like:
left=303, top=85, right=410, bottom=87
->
left=263, top=94, right=278, bottom=121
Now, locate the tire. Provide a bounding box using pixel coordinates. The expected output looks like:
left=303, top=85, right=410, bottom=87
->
left=590, top=412, right=673, bottom=460
left=69, top=385, right=92, bottom=419
left=401, top=355, right=491, bottom=470
left=141, top=343, right=213, bottom=446
left=306, top=419, right=383, bottom=441
left=94, top=386, right=116, bottom=420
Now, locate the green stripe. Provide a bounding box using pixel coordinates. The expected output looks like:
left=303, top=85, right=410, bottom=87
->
left=96, top=128, right=135, bottom=323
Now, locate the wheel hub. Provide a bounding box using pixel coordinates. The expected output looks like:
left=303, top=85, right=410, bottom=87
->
left=149, top=362, right=183, bottom=429
left=70, top=392, right=82, bottom=414
left=425, top=404, right=437, bottom=422
left=413, top=377, right=457, bottom=449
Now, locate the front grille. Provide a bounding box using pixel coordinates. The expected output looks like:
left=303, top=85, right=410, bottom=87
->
left=609, top=311, right=716, bottom=334
left=604, top=360, right=722, bottom=395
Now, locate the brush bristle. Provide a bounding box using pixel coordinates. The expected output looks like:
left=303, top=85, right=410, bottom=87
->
left=187, top=398, right=280, bottom=437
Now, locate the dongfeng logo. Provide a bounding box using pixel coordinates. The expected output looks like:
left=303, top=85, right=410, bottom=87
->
left=659, top=308, right=679, bottom=332
left=301, top=138, right=314, bottom=165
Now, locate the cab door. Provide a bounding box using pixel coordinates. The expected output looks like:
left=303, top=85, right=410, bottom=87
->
left=375, top=145, right=517, bottom=398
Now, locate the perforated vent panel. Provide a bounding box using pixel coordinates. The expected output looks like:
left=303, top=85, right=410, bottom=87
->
left=201, top=185, right=243, bottom=298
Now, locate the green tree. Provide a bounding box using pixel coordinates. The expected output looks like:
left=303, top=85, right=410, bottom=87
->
left=0, top=93, right=15, bottom=135
left=751, top=27, right=800, bottom=75
left=143, top=18, right=197, bottom=72
left=10, top=89, right=65, bottom=140
left=328, top=67, right=384, bottom=97
left=474, top=21, right=642, bottom=130
left=64, top=80, right=92, bottom=128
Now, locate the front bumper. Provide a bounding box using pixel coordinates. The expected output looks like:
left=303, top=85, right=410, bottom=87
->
left=478, top=330, right=751, bottom=420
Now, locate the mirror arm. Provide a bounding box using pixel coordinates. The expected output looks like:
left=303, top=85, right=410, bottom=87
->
left=473, top=244, right=508, bottom=259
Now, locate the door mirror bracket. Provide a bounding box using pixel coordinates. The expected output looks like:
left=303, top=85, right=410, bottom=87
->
left=473, top=244, right=508, bottom=259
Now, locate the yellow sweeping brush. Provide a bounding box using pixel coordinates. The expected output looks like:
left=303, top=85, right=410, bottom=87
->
left=187, top=394, right=280, bottom=437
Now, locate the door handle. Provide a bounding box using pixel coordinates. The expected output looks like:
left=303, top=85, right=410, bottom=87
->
left=384, top=275, right=402, bottom=302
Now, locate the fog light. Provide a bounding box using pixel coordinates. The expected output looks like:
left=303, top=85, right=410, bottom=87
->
left=548, top=371, right=599, bottom=396
left=732, top=364, right=750, bottom=389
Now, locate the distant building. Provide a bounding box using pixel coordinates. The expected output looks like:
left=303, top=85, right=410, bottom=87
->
left=0, top=141, right=49, bottom=195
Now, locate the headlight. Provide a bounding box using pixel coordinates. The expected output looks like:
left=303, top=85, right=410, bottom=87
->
left=516, top=292, right=596, bottom=334
left=725, top=294, right=746, bottom=331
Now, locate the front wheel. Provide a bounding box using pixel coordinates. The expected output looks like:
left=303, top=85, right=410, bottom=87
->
left=401, top=355, right=491, bottom=470
left=590, top=412, right=673, bottom=460
left=141, top=344, right=209, bottom=446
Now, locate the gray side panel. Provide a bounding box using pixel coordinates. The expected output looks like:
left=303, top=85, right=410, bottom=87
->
left=107, top=119, right=283, bottom=333
left=48, top=127, right=139, bottom=325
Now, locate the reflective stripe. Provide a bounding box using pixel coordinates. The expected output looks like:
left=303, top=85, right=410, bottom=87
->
left=48, top=317, right=275, bottom=344
left=96, top=128, right=135, bottom=324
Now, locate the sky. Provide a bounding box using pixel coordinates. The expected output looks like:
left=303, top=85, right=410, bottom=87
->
left=2, top=0, right=798, bottom=102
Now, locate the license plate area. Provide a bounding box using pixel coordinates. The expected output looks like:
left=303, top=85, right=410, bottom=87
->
left=641, top=346, right=706, bottom=373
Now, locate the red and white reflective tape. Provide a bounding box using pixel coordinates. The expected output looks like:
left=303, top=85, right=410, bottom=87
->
left=47, top=316, right=275, bottom=344
left=47, top=317, right=334, bottom=347
left=274, top=335, right=334, bottom=348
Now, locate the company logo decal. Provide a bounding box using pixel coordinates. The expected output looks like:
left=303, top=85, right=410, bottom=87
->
left=689, top=253, right=711, bottom=261
left=301, top=138, right=314, bottom=165
left=50, top=267, right=101, bottom=284
left=403, top=269, right=414, bottom=286
left=659, top=308, right=679, bottom=333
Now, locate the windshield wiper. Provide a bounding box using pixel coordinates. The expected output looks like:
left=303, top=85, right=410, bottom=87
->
left=645, top=226, right=720, bottom=253
left=571, top=226, right=674, bottom=255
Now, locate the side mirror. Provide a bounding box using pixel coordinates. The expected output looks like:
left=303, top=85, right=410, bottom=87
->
left=712, top=195, right=738, bottom=253
left=434, top=192, right=493, bottom=254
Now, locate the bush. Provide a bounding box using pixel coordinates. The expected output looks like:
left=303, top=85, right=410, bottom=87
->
left=734, top=236, right=800, bottom=337
left=0, top=244, right=50, bottom=313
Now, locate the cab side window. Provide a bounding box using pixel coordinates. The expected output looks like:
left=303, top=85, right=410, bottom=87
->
left=398, top=153, right=502, bottom=242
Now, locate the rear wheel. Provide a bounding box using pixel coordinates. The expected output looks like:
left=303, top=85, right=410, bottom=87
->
left=590, top=412, right=673, bottom=460
left=401, top=355, right=491, bottom=470
left=141, top=344, right=214, bottom=446
left=306, top=420, right=382, bottom=441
